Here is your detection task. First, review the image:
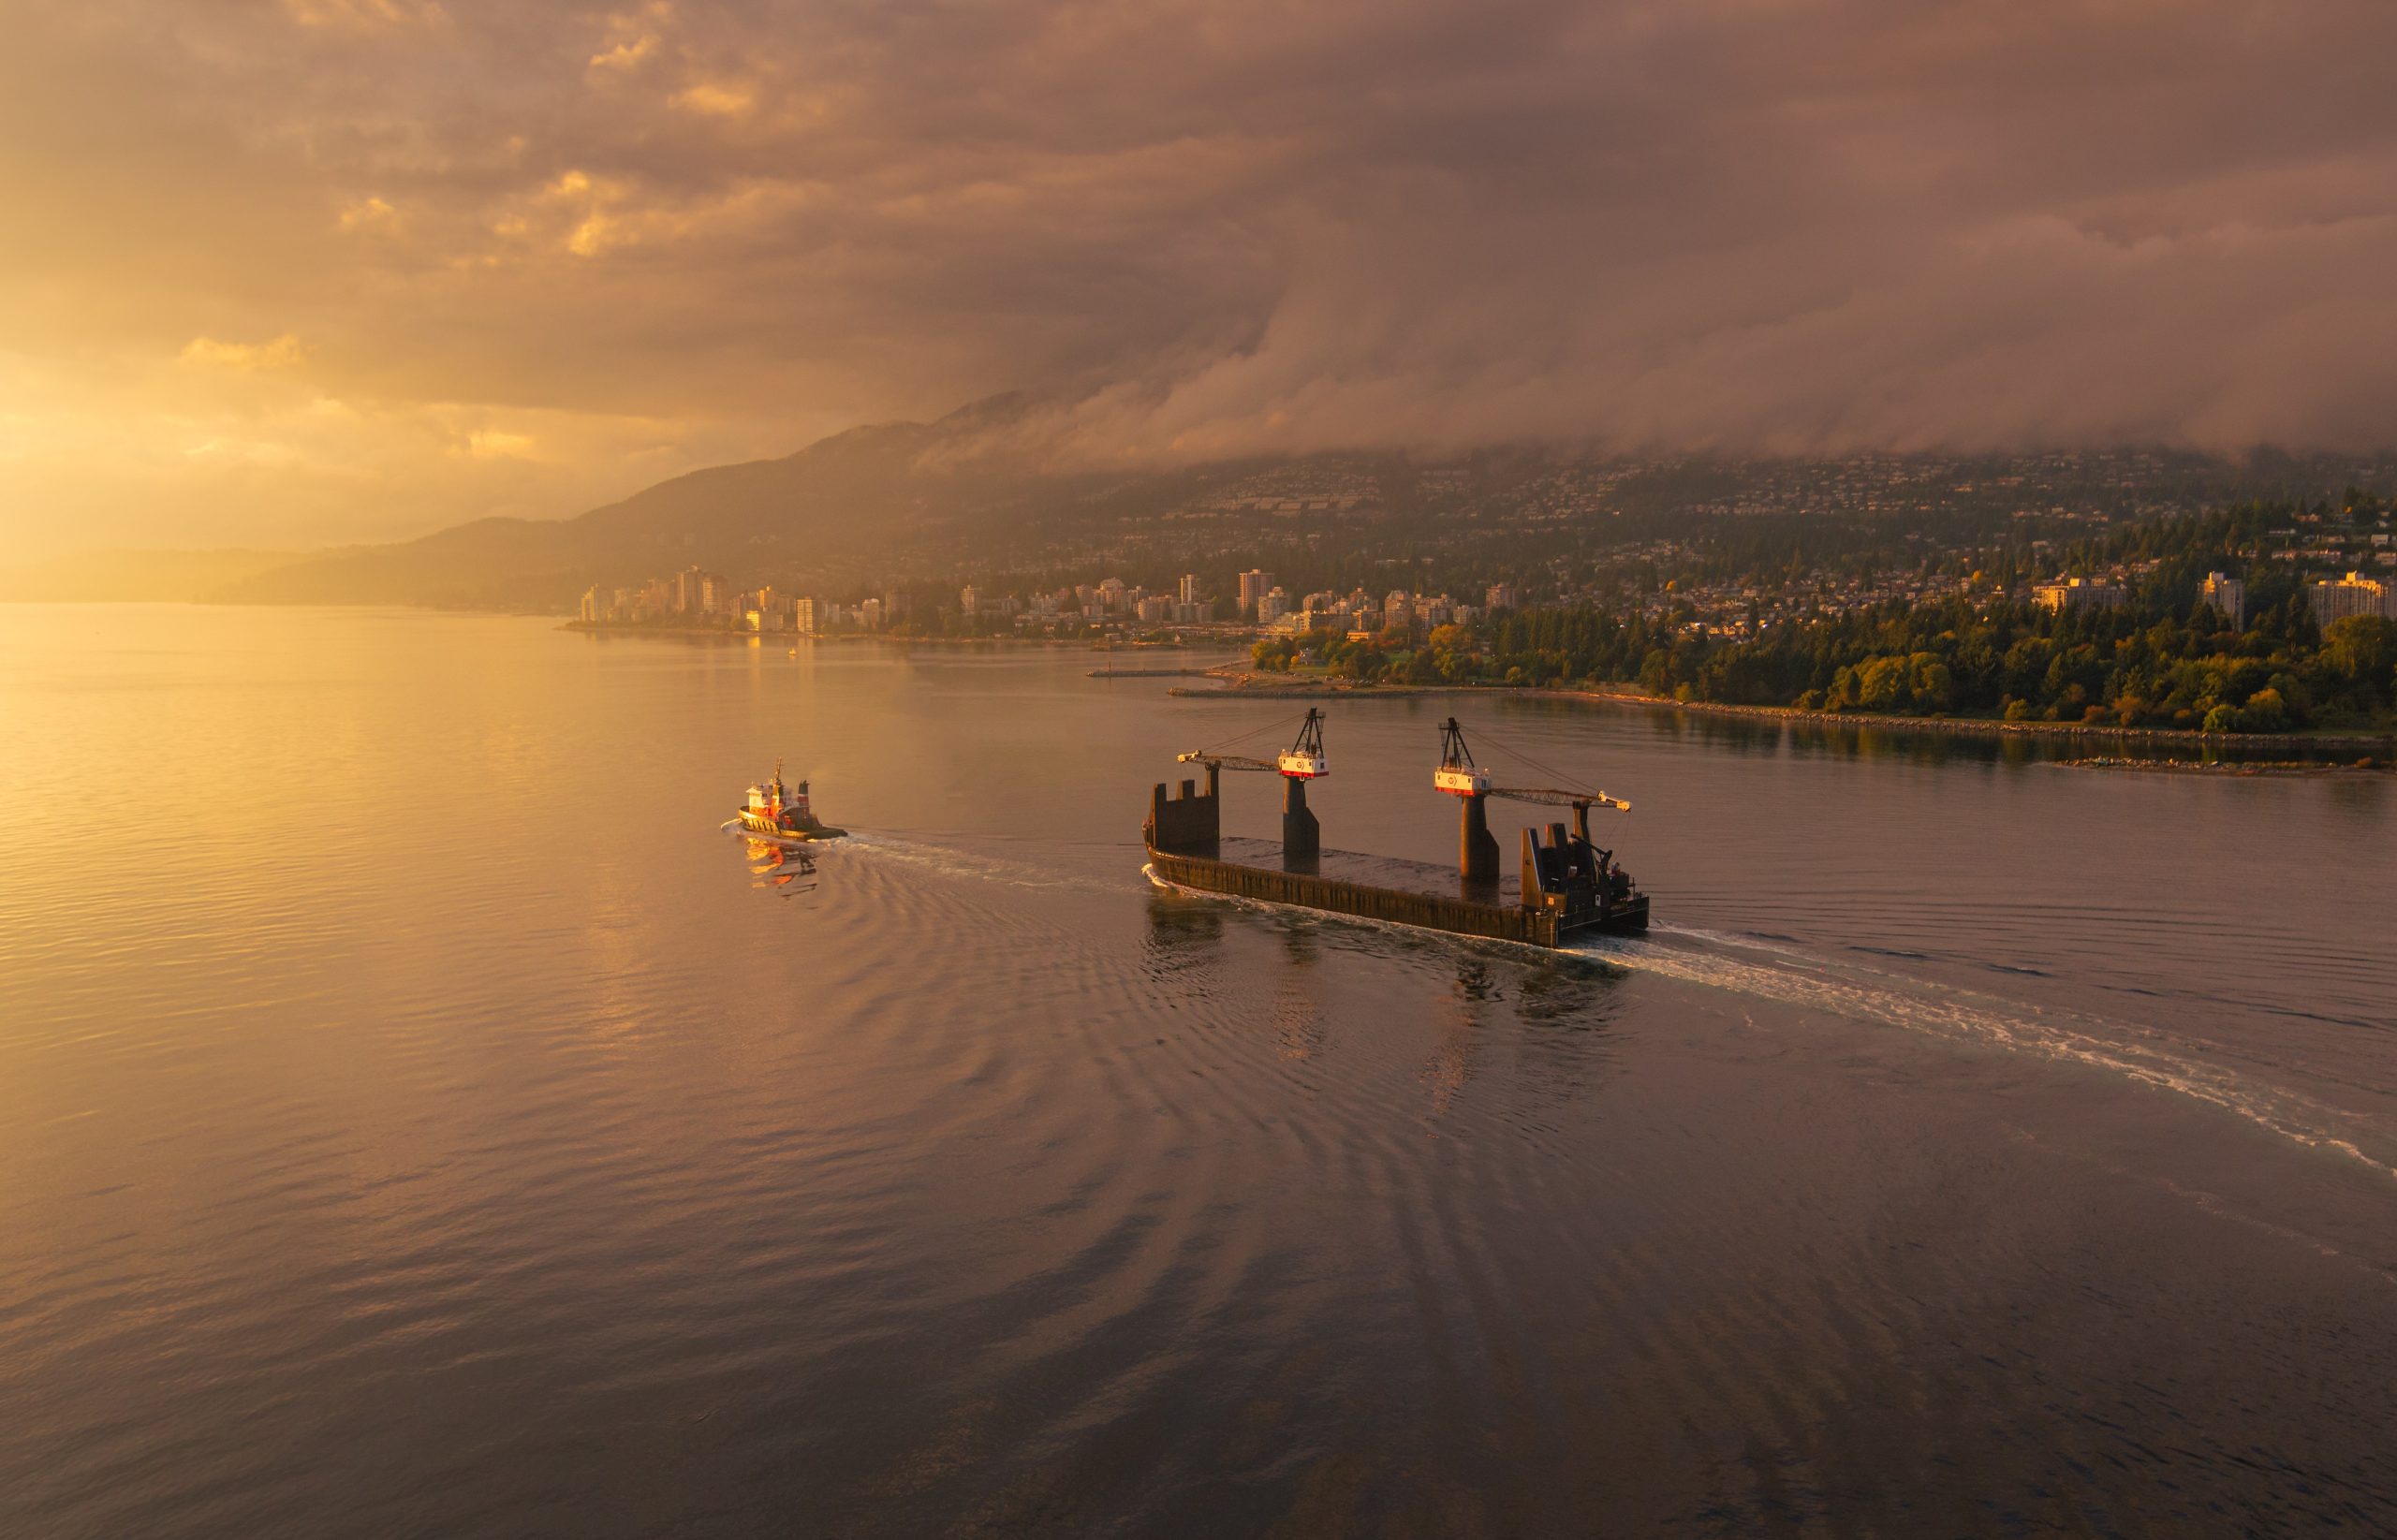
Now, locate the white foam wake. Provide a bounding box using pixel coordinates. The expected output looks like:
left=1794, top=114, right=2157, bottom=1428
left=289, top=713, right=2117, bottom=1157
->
left=841, top=830, right=1120, bottom=895
left=1569, top=930, right=2397, bottom=1183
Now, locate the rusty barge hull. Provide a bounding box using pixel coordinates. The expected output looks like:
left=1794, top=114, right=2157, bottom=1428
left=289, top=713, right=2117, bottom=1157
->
left=1145, top=770, right=1648, bottom=949
left=1148, top=843, right=1647, bottom=947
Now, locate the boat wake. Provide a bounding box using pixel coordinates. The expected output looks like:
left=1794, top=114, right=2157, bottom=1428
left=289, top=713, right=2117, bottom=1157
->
left=1572, top=926, right=2397, bottom=1184
left=843, top=831, right=1120, bottom=895
left=1146, top=865, right=2396, bottom=1183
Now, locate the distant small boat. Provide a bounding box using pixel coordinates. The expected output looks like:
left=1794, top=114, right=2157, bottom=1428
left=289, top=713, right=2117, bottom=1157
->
left=730, top=761, right=847, bottom=843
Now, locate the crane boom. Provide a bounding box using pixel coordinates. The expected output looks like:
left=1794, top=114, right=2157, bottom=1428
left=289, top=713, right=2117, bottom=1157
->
left=1434, top=718, right=1626, bottom=810
left=1176, top=752, right=1280, bottom=773
left=1177, top=707, right=1329, bottom=779
left=1487, top=785, right=1630, bottom=812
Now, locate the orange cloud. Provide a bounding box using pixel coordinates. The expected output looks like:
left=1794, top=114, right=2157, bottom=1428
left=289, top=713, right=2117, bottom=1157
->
left=337, top=197, right=399, bottom=233
left=280, top=0, right=446, bottom=29
left=179, top=335, right=308, bottom=372
left=464, top=428, right=538, bottom=460
left=673, top=81, right=756, bottom=118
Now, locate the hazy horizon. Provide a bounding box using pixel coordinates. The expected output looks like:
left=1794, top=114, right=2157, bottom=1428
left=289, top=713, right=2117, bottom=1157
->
left=7, top=0, right=2395, bottom=560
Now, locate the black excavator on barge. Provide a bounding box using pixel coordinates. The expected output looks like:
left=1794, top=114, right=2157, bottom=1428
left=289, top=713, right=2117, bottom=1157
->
left=1143, top=711, right=1647, bottom=947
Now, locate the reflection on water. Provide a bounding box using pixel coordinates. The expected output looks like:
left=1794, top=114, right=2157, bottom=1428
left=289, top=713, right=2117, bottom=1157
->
left=742, top=835, right=820, bottom=896
left=1611, top=696, right=2387, bottom=769
left=6, top=607, right=2397, bottom=1537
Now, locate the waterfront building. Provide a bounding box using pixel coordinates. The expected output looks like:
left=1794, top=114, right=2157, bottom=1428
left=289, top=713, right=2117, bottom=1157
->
left=1138, top=595, right=1170, bottom=623
left=747, top=586, right=797, bottom=632
left=794, top=597, right=818, bottom=636
left=1239, top=569, right=1274, bottom=619
left=579, top=587, right=600, bottom=624
left=2032, top=577, right=2125, bottom=613
left=2310, top=571, right=2395, bottom=624
left=673, top=565, right=721, bottom=615
left=1259, top=586, right=1291, bottom=624
left=1178, top=573, right=1200, bottom=606
left=2199, top=571, right=2245, bottom=629
left=860, top=597, right=883, bottom=630
left=959, top=585, right=979, bottom=616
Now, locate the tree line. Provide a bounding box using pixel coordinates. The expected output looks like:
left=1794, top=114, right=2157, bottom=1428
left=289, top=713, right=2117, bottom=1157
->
left=1257, top=504, right=2397, bottom=733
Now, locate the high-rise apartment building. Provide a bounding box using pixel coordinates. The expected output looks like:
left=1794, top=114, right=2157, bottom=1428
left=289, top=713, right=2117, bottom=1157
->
left=2032, top=577, right=2125, bottom=613
left=2310, top=571, right=2394, bottom=624
left=2198, top=571, right=2245, bottom=629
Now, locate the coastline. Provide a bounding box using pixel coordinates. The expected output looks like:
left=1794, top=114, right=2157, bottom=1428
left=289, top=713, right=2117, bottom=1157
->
left=1169, top=672, right=2397, bottom=759
left=561, top=623, right=1244, bottom=653
left=2051, top=756, right=2391, bottom=776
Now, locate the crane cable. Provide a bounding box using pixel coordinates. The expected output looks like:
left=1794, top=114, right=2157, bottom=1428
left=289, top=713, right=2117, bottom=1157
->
left=1472, top=722, right=1608, bottom=803
left=1189, top=709, right=1312, bottom=757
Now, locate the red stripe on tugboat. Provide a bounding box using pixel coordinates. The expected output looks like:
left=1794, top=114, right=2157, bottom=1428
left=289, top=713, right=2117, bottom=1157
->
left=738, top=760, right=848, bottom=841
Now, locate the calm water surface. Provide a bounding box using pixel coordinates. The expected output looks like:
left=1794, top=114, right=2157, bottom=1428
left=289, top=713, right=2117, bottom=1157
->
left=4, top=605, right=2395, bottom=1537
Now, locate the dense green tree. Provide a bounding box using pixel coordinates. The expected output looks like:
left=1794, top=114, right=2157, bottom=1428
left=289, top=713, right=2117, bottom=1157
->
left=1434, top=504, right=2392, bottom=734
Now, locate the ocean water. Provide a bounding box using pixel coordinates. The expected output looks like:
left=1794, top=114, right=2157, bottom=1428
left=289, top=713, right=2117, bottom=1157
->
left=3, top=604, right=2394, bottom=1537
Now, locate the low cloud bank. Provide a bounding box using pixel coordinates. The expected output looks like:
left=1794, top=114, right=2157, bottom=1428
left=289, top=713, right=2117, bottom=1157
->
left=4, top=0, right=2394, bottom=549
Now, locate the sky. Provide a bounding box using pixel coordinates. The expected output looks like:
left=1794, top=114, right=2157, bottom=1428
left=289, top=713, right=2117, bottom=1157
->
left=3, top=0, right=2394, bottom=557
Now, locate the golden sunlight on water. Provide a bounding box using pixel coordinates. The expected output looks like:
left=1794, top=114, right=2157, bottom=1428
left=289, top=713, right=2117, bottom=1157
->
left=3, top=604, right=2396, bottom=1536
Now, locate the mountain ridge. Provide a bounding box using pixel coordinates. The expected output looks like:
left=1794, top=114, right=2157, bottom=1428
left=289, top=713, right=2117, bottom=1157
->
left=211, top=395, right=1083, bottom=609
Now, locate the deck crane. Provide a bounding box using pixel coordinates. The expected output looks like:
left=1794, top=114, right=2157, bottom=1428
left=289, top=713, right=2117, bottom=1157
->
left=1177, top=708, right=1329, bottom=858
left=1435, top=717, right=1628, bottom=882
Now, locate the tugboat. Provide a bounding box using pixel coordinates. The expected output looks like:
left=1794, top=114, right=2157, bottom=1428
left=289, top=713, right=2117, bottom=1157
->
left=731, top=761, right=847, bottom=843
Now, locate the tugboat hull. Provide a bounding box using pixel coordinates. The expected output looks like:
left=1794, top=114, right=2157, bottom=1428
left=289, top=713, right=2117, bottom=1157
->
left=735, top=813, right=846, bottom=842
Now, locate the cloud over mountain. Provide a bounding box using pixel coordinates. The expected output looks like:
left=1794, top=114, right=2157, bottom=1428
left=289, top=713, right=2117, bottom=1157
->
left=3, top=0, right=2393, bottom=551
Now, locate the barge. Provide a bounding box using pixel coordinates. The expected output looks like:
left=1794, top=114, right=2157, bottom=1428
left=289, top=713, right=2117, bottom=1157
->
left=1143, top=711, right=1647, bottom=948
